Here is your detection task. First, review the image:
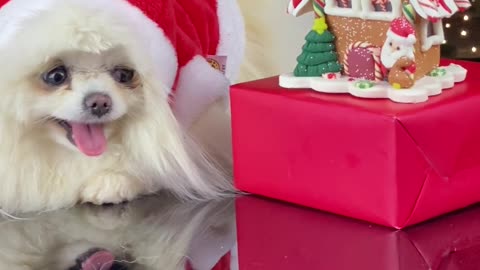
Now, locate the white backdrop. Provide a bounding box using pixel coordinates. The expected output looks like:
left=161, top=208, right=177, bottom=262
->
left=237, top=0, right=313, bottom=83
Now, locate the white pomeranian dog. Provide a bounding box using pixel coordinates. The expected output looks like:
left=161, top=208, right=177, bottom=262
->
left=0, top=0, right=247, bottom=213
left=0, top=194, right=237, bottom=270
left=0, top=0, right=309, bottom=213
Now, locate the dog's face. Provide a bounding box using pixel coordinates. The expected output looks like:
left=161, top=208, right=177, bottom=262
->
left=28, top=48, right=144, bottom=157
left=0, top=2, right=175, bottom=160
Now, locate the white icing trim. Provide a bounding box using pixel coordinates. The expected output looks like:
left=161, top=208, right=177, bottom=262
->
left=420, top=19, right=444, bottom=52
left=279, top=64, right=467, bottom=104
left=324, top=0, right=402, bottom=21
left=409, top=0, right=429, bottom=19
left=410, top=0, right=462, bottom=19
left=438, top=0, right=459, bottom=17
left=443, top=0, right=460, bottom=14
left=360, top=0, right=402, bottom=21
left=324, top=0, right=361, bottom=17
left=410, top=0, right=443, bottom=19
left=287, top=0, right=314, bottom=16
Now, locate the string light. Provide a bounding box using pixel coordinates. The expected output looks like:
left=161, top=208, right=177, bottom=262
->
left=440, top=3, right=477, bottom=59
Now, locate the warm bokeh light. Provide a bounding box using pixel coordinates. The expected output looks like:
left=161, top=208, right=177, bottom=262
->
left=440, top=0, right=478, bottom=61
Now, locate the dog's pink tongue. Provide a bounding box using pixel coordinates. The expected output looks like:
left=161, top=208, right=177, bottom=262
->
left=81, top=250, right=114, bottom=270
left=72, top=123, right=107, bottom=157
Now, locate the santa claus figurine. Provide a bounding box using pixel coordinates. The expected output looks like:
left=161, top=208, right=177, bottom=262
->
left=380, top=17, right=417, bottom=88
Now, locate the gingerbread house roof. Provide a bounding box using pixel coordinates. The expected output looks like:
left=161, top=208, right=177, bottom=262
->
left=410, top=0, right=471, bottom=20
left=287, top=0, right=471, bottom=21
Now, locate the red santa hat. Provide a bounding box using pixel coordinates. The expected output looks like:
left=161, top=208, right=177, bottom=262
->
left=0, top=0, right=230, bottom=127
left=386, top=17, right=417, bottom=46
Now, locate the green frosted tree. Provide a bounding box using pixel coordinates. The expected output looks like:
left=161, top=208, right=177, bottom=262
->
left=294, top=18, right=342, bottom=77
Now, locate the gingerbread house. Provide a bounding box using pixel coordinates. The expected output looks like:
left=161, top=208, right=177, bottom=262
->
left=287, top=0, right=471, bottom=82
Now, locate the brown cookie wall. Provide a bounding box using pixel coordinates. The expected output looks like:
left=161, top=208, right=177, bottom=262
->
left=327, top=15, right=440, bottom=80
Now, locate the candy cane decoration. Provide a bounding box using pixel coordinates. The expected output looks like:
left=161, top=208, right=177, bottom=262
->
left=438, top=0, right=460, bottom=15
left=371, top=49, right=383, bottom=81
left=344, top=42, right=383, bottom=81
left=313, top=0, right=326, bottom=17
left=402, top=2, right=416, bottom=24
left=421, top=0, right=440, bottom=21
left=410, top=0, right=441, bottom=21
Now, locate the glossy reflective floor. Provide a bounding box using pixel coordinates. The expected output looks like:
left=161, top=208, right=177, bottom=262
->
left=2, top=193, right=480, bottom=270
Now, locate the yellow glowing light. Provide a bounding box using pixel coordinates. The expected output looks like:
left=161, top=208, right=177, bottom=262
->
left=446, top=23, right=451, bottom=28
left=461, top=30, right=468, bottom=36
left=464, top=15, right=469, bottom=21
left=473, top=47, right=478, bottom=53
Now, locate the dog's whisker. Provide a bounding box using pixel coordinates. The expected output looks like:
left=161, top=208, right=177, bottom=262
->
left=33, top=116, right=50, bottom=123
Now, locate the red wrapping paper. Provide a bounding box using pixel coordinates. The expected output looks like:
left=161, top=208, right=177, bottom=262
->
left=235, top=196, right=480, bottom=270
left=230, top=59, right=480, bottom=229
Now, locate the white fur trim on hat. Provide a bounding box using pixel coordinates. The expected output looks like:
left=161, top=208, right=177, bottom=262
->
left=387, top=29, right=417, bottom=45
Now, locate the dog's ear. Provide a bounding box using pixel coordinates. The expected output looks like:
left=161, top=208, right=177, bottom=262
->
left=121, top=80, right=233, bottom=201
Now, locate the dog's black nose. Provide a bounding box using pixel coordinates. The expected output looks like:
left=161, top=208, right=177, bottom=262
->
left=84, top=93, right=112, bottom=118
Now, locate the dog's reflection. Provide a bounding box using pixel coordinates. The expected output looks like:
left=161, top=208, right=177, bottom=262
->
left=0, top=194, right=237, bottom=270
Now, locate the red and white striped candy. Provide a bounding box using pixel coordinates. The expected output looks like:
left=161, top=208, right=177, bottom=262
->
left=437, top=0, right=459, bottom=16
left=454, top=0, right=472, bottom=11
left=410, top=0, right=440, bottom=21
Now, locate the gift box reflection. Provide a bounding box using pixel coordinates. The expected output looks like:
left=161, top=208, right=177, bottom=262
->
left=0, top=195, right=237, bottom=270
left=236, top=196, right=480, bottom=270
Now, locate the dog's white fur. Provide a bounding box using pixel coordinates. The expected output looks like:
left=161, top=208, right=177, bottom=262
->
left=0, top=0, right=311, bottom=213
left=0, top=194, right=237, bottom=269
left=0, top=0, right=246, bottom=213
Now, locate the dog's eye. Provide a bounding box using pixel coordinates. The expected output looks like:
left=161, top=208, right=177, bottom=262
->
left=43, top=66, right=68, bottom=86
left=112, top=68, right=135, bottom=84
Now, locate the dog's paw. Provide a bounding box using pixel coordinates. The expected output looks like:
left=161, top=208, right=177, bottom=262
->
left=80, top=173, right=144, bottom=205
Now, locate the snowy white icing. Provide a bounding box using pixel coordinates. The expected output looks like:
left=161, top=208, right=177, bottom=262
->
left=279, top=64, right=467, bottom=104
left=419, top=20, right=445, bottom=52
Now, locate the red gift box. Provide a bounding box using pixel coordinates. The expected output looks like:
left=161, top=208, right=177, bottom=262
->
left=236, top=196, right=480, bottom=270
left=230, top=59, right=480, bottom=229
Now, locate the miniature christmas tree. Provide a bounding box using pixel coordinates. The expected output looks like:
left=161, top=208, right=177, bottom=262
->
left=294, top=17, right=342, bottom=77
